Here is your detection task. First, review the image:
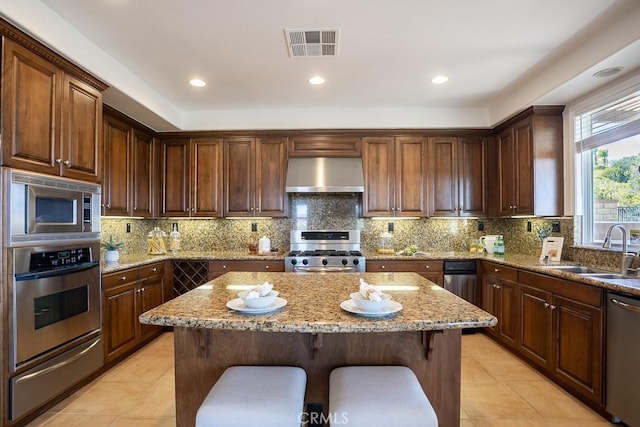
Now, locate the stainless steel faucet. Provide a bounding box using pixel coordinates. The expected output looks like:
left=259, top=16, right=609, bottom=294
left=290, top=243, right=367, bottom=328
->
left=602, top=224, right=635, bottom=275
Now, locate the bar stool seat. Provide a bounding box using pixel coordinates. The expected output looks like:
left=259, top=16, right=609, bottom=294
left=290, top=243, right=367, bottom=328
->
left=329, top=366, right=438, bottom=427
left=196, top=366, right=306, bottom=427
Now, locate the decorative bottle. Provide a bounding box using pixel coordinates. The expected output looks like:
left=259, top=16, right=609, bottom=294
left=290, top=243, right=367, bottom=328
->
left=494, top=235, right=505, bottom=256
left=169, top=223, right=181, bottom=254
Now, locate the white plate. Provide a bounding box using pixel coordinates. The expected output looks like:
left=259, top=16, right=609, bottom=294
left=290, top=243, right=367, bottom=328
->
left=340, top=299, right=403, bottom=317
left=226, top=297, right=287, bottom=314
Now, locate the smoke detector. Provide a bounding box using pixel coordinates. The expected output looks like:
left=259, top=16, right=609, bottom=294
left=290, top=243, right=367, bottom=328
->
left=284, top=29, right=339, bottom=57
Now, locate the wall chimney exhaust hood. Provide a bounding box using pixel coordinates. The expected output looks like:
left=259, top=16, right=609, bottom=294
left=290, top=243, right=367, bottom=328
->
left=285, top=157, right=365, bottom=193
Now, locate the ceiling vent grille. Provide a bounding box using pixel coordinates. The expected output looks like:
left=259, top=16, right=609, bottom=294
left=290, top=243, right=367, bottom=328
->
left=284, top=29, right=339, bottom=57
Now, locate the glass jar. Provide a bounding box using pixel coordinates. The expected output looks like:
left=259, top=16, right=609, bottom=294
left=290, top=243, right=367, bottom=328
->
left=377, top=231, right=394, bottom=254
left=147, top=227, right=167, bottom=255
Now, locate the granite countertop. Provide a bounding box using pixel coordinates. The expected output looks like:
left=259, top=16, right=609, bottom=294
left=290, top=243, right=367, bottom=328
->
left=138, top=271, right=497, bottom=333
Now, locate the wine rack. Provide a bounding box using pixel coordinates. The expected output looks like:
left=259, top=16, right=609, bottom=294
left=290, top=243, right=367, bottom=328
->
left=172, top=261, right=209, bottom=296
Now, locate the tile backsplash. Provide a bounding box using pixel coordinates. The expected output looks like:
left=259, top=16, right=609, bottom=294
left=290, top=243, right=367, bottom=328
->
left=102, top=195, right=575, bottom=257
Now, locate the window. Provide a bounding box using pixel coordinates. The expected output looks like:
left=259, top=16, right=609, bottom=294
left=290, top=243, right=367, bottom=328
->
left=574, top=88, right=640, bottom=249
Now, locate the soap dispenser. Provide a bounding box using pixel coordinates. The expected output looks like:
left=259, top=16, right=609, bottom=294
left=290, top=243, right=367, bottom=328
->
left=258, top=235, right=271, bottom=255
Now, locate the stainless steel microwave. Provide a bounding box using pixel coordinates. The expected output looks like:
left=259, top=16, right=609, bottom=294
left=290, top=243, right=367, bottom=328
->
left=6, top=169, right=101, bottom=244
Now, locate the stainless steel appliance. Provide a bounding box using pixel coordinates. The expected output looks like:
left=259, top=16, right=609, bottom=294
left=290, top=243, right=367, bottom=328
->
left=285, top=230, right=365, bottom=273
left=285, top=157, right=365, bottom=193
left=7, top=168, right=101, bottom=245
left=606, top=291, right=640, bottom=426
left=8, top=241, right=103, bottom=420
left=443, top=260, right=477, bottom=304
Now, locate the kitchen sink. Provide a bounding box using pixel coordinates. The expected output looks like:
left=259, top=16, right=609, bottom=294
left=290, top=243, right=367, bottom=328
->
left=582, top=273, right=630, bottom=280
left=543, top=265, right=602, bottom=274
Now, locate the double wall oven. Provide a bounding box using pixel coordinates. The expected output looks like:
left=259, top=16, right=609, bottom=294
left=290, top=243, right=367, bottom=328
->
left=4, top=168, right=103, bottom=421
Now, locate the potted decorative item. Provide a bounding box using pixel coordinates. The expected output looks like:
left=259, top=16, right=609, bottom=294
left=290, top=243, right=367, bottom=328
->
left=101, top=235, right=124, bottom=262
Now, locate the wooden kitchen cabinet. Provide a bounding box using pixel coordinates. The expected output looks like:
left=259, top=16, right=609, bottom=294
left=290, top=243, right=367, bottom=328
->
left=161, top=137, right=224, bottom=217
left=428, top=136, right=487, bottom=217
left=208, top=259, right=285, bottom=279
left=492, top=106, right=564, bottom=217
left=288, top=135, right=361, bottom=157
left=480, top=262, right=519, bottom=347
left=102, top=262, right=167, bottom=363
left=362, top=136, right=427, bottom=217
left=102, top=109, right=155, bottom=217
left=518, top=270, right=604, bottom=405
left=365, top=260, right=443, bottom=285
left=1, top=39, right=103, bottom=182
left=224, top=137, right=288, bottom=217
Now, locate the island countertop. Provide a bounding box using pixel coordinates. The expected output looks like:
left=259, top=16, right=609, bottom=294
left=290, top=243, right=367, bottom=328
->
left=139, top=271, right=497, bottom=333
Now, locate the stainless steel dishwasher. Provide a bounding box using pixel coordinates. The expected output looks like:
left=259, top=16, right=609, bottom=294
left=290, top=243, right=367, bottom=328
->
left=443, top=260, right=477, bottom=304
left=607, top=291, right=640, bottom=425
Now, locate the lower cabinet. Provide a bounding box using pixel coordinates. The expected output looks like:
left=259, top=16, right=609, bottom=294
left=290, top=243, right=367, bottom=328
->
left=102, top=261, right=168, bottom=363
left=365, top=260, right=444, bottom=285
left=481, top=262, right=605, bottom=408
left=208, top=260, right=285, bottom=279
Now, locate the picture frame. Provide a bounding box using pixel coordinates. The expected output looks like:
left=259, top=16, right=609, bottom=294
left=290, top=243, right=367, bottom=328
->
left=540, top=237, right=564, bottom=261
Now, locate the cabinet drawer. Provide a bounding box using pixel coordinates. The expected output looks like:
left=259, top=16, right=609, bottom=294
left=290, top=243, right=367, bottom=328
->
left=366, top=260, right=443, bottom=273
left=481, top=262, right=517, bottom=281
left=139, top=262, right=164, bottom=278
left=518, top=270, right=602, bottom=307
left=102, top=268, right=138, bottom=289
left=209, top=260, right=285, bottom=273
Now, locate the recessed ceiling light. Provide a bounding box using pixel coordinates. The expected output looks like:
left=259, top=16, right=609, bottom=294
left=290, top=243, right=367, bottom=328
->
left=593, top=67, right=623, bottom=78
left=189, top=78, right=206, bottom=87
left=431, top=75, right=449, bottom=84
left=309, top=76, right=325, bottom=85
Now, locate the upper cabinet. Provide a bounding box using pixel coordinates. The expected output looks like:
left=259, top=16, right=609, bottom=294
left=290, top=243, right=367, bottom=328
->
left=161, top=137, right=224, bottom=217
left=1, top=38, right=104, bottom=182
left=102, top=109, right=155, bottom=217
left=428, top=136, right=487, bottom=217
left=362, top=136, right=427, bottom=217
left=492, top=106, right=564, bottom=217
left=288, top=135, right=361, bottom=157
left=224, top=137, right=288, bottom=217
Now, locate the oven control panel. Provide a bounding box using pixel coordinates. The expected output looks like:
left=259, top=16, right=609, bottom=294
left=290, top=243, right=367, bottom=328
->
left=29, top=247, right=93, bottom=271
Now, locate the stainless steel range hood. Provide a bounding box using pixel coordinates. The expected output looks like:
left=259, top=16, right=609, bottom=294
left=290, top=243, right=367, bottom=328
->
left=285, top=157, right=365, bottom=193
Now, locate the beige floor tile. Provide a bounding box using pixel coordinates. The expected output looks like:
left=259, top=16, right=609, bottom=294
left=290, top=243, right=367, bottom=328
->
left=58, top=381, right=152, bottom=415
left=461, top=420, right=478, bottom=427
left=507, top=381, right=604, bottom=421
left=110, top=415, right=176, bottom=427
left=462, top=358, right=498, bottom=385
left=478, top=356, right=545, bottom=383
left=124, top=374, right=176, bottom=418
left=99, top=353, right=172, bottom=384
left=462, top=382, right=539, bottom=419
left=31, top=413, right=117, bottom=426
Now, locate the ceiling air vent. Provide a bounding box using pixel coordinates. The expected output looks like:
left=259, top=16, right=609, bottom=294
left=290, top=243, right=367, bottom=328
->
left=284, top=29, right=339, bottom=57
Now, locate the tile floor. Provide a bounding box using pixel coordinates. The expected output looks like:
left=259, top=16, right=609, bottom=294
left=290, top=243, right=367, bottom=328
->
left=28, top=331, right=613, bottom=426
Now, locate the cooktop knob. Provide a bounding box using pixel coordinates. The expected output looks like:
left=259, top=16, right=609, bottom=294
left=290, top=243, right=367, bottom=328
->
left=341, top=258, right=348, bottom=265
left=353, top=259, right=360, bottom=265
left=302, top=259, right=309, bottom=265
left=290, top=258, right=297, bottom=265
left=322, top=258, right=329, bottom=266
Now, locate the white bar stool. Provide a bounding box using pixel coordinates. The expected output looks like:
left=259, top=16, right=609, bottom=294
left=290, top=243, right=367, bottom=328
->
left=196, top=366, right=307, bottom=427
left=329, top=366, right=438, bottom=427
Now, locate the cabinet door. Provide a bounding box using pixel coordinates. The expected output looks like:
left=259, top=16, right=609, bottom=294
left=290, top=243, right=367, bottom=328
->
left=512, top=118, right=534, bottom=215
left=362, top=137, right=395, bottom=216
left=458, top=136, right=487, bottom=217
left=395, top=137, right=427, bottom=217
left=481, top=276, right=498, bottom=336
left=496, top=128, right=515, bottom=216
left=138, top=265, right=165, bottom=341
left=256, top=137, right=288, bottom=217
left=192, top=138, right=223, bottom=217
left=497, top=279, right=520, bottom=348
left=103, top=280, right=139, bottom=362
left=520, top=284, right=553, bottom=370
left=428, top=137, right=457, bottom=217
left=131, top=130, right=154, bottom=217
left=553, top=295, right=603, bottom=404
left=60, top=74, right=102, bottom=182
left=1, top=40, right=60, bottom=174
left=161, top=139, right=190, bottom=216
left=102, top=115, right=131, bottom=216
left=224, top=138, right=255, bottom=216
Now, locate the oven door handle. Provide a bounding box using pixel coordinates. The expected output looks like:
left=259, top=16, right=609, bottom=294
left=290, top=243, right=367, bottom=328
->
left=295, top=266, right=356, bottom=273
left=15, top=261, right=100, bottom=281
left=13, top=337, right=101, bottom=384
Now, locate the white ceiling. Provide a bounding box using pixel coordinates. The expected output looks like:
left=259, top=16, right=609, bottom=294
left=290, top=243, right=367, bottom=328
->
left=2, top=0, right=640, bottom=131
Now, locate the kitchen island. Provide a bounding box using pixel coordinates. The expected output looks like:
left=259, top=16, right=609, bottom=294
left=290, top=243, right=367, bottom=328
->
left=139, top=271, right=497, bottom=427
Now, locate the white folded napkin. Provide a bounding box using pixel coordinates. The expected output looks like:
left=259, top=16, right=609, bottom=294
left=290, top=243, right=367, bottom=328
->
left=244, top=281, right=274, bottom=299
left=358, top=278, right=383, bottom=301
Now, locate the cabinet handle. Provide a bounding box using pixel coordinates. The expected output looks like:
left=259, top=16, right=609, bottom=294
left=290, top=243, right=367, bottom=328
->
left=425, top=265, right=430, bottom=269
left=55, top=158, right=62, bottom=164
left=152, top=268, right=157, bottom=272
left=222, top=265, right=227, bottom=269
left=494, top=268, right=499, bottom=272
left=120, top=276, right=127, bottom=281
left=381, top=265, right=386, bottom=269
left=493, top=284, right=501, bottom=289
left=63, top=160, right=70, bottom=166
left=265, top=265, right=270, bottom=269
left=133, top=207, right=137, bottom=211
left=544, top=302, right=550, bottom=308
left=549, top=305, right=556, bottom=310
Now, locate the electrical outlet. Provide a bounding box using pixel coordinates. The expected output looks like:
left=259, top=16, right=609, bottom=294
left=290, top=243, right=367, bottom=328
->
left=478, top=221, right=484, bottom=231
left=527, top=221, right=532, bottom=232
left=126, top=223, right=131, bottom=233
left=251, top=222, right=257, bottom=232
left=552, top=221, right=561, bottom=233
left=388, top=222, right=394, bottom=232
